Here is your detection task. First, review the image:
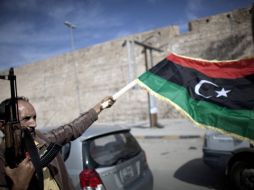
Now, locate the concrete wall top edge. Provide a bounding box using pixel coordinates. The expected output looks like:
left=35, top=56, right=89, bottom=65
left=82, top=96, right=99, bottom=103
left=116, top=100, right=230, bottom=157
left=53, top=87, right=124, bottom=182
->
left=188, top=5, right=253, bottom=32
left=9, top=24, right=179, bottom=71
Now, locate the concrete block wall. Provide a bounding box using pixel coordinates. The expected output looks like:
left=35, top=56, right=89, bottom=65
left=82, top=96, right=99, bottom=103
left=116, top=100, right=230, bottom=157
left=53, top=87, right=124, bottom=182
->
left=0, top=6, right=253, bottom=128
left=170, top=7, right=253, bottom=59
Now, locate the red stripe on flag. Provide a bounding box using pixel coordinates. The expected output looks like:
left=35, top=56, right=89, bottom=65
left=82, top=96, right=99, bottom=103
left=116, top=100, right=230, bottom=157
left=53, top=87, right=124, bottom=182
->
left=168, top=53, right=254, bottom=79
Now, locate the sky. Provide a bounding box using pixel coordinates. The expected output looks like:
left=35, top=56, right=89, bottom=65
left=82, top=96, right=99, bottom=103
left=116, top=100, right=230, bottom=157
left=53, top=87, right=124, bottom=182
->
left=0, top=0, right=252, bottom=70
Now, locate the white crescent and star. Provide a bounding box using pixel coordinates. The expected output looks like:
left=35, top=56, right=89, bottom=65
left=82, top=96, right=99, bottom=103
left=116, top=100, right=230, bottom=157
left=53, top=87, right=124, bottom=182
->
left=194, top=80, right=231, bottom=99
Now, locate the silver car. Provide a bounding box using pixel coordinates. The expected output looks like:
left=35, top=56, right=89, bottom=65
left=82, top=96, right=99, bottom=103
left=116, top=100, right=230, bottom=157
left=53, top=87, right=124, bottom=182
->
left=61, top=125, right=153, bottom=190
left=202, top=130, right=254, bottom=190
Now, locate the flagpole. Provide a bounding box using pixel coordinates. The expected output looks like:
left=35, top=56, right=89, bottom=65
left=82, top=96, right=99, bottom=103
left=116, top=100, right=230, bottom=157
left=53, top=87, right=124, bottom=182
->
left=101, top=80, right=137, bottom=109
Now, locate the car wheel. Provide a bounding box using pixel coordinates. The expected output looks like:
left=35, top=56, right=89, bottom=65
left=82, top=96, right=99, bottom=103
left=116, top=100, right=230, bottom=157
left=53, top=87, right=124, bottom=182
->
left=229, top=161, right=254, bottom=190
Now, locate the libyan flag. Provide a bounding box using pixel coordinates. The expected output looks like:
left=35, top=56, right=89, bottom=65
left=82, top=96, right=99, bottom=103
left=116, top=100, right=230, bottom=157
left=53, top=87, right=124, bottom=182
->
left=137, top=53, right=254, bottom=141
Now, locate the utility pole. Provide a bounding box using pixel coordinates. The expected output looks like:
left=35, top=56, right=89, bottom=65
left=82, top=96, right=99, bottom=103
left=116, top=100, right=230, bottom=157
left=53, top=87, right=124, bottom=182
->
left=64, top=21, right=81, bottom=114
left=133, top=40, right=163, bottom=128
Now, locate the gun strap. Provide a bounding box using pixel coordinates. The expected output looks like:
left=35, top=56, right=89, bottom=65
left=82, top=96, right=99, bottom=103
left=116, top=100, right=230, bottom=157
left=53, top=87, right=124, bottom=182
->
left=23, top=129, right=44, bottom=190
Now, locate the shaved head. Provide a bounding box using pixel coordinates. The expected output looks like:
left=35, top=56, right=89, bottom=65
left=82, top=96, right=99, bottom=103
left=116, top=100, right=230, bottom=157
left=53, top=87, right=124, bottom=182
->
left=0, top=97, right=37, bottom=132
left=18, top=100, right=37, bottom=129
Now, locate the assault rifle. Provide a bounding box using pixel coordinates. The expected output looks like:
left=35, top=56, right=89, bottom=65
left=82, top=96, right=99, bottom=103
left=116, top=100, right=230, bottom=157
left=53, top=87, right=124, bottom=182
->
left=0, top=68, right=62, bottom=189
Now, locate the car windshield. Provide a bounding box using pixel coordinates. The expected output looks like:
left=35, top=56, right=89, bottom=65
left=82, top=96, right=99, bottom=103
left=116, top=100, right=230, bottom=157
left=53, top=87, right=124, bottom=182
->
left=87, top=131, right=141, bottom=166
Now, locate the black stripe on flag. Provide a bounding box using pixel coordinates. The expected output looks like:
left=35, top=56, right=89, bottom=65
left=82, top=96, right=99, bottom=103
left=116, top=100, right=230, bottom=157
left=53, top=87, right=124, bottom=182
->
left=149, top=58, right=254, bottom=110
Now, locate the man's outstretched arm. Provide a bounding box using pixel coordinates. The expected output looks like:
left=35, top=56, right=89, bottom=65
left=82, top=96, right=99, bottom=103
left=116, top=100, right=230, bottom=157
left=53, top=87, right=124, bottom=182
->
left=42, top=96, right=115, bottom=145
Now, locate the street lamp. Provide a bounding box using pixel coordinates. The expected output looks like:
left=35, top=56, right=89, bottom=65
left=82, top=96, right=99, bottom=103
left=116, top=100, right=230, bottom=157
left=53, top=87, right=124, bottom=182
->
left=64, top=21, right=76, bottom=50
left=64, top=21, right=81, bottom=113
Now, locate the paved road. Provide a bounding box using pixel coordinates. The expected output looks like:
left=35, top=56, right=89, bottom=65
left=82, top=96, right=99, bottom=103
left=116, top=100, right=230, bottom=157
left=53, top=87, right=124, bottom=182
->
left=137, top=138, right=230, bottom=190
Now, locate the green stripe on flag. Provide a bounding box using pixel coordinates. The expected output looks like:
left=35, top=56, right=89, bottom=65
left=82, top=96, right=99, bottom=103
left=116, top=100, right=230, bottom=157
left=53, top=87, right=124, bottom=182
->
left=138, top=71, right=254, bottom=140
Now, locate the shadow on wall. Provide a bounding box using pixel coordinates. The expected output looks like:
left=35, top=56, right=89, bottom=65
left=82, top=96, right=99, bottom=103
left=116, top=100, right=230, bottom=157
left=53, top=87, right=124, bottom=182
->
left=201, top=34, right=251, bottom=60
left=201, top=5, right=254, bottom=60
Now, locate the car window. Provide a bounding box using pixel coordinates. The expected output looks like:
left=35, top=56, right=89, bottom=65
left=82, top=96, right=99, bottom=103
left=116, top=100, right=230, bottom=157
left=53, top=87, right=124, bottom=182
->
left=87, top=132, right=141, bottom=166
